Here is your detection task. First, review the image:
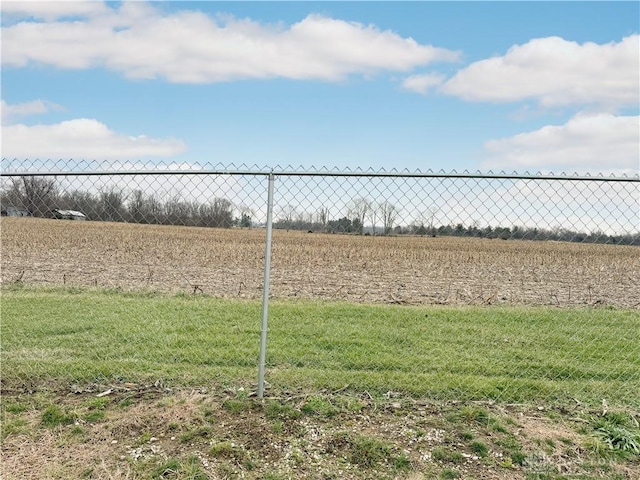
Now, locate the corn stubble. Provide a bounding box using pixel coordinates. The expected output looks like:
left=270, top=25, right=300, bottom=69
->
left=1, top=217, right=638, bottom=308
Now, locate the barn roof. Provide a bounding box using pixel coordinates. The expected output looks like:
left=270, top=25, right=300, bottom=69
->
left=54, top=209, right=86, bottom=218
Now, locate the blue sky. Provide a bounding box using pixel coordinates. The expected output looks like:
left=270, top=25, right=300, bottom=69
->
left=1, top=1, right=639, bottom=174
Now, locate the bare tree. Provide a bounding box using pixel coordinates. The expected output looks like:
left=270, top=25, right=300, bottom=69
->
left=1, top=180, right=23, bottom=210
left=164, top=194, right=194, bottom=225
left=127, top=190, right=147, bottom=223
left=317, top=206, right=329, bottom=231
left=58, top=189, right=99, bottom=219
left=415, top=207, right=439, bottom=236
left=99, top=187, right=126, bottom=222
left=380, top=201, right=399, bottom=235
left=146, top=194, right=163, bottom=223
left=279, top=204, right=298, bottom=231
left=208, top=198, right=234, bottom=227
left=348, top=197, right=370, bottom=234
left=366, top=201, right=379, bottom=235
left=237, top=204, right=255, bottom=228
left=7, top=177, right=58, bottom=217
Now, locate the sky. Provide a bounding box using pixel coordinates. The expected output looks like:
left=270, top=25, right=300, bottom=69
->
left=1, top=1, right=639, bottom=175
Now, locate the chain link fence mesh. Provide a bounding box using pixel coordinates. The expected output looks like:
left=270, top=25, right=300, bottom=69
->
left=1, top=158, right=639, bottom=404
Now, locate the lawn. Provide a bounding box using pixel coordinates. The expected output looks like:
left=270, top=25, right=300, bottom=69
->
left=1, top=285, right=638, bottom=406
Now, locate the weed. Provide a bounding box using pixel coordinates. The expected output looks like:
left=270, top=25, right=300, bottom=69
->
left=270, top=420, right=284, bottom=434
left=234, top=388, right=249, bottom=400
left=212, top=441, right=248, bottom=465
left=349, top=434, right=392, bottom=467
left=261, top=472, right=285, bottom=480
left=456, top=406, right=491, bottom=426
left=84, top=397, right=111, bottom=423
left=118, top=398, right=135, bottom=408
left=524, top=473, right=558, bottom=480
left=217, top=461, right=238, bottom=478
left=179, top=425, right=211, bottom=443
left=510, top=450, right=527, bottom=466
left=41, top=404, right=74, bottom=427
left=265, top=400, right=301, bottom=420
left=432, top=447, right=464, bottom=464
left=336, top=396, right=366, bottom=413
left=83, top=410, right=105, bottom=423
left=495, top=435, right=526, bottom=465
left=135, top=432, right=153, bottom=446
left=222, top=398, right=253, bottom=414
left=601, top=411, right=632, bottom=425
left=4, top=402, right=29, bottom=414
left=328, top=432, right=392, bottom=467
left=584, top=412, right=640, bottom=457
left=414, top=428, right=426, bottom=438
left=439, top=468, right=460, bottom=479
left=491, top=421, right=508, bottom=434
left=84, top=397, right=110, bottom=410
left=594, top=423, right=640, bottom=455
left=448, top=405, right=507, bottom=434
left=301, top=396, right=339, bottom=417
left=393, top=452, right=412, bottom=470
left=202, top=407, right=215, bottom=420
left=470, top=440, right=488, bottom=457
left=150, top=456, right=208, bottom=480
left=151, top=458, right=181, bottom=478
left=1, top=418, right=29, bottom=438
left=289, top=448, right=305, bottom=466
left=80, top=467, right=94, bottom=478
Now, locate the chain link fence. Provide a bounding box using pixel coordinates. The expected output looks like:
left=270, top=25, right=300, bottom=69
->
left=1, top=158, right=639, bottom=404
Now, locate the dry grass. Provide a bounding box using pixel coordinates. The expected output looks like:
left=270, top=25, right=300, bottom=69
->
left=1, top=217, right=639, bottom=307
left=2, top=388, right=638, bottom=480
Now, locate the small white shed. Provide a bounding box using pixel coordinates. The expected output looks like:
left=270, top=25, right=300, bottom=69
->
left=1, top=206, right=30, bottom=217
left=52, top=209, right=87, bottom=221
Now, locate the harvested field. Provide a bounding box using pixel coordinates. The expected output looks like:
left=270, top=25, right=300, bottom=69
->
left=1, top=217, right=639, bottom=308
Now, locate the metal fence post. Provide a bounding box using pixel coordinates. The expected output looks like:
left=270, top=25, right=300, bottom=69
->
left=257, top=172, right=275, bottom=398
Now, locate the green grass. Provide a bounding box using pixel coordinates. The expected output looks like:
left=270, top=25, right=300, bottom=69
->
left=327, top=432, right=393, bottom=468
left=583, top=411, right=640, bottom=459
left=41, top=404, right=74, bottom=427
left=1, top=286, right=639, bottom=405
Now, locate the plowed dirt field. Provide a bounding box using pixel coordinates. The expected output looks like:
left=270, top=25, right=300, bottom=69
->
left=2, top=217, right=638, bottom=308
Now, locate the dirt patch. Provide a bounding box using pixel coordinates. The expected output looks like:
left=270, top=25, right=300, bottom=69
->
left=2, top=218, right=639, bottom=308
left=2, top=385, right=638, bottom=479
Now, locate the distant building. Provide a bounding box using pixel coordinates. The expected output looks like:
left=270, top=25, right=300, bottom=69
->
left=1, top=206, right=30, bottom=217
left=52, top=209, right=87, bottom=221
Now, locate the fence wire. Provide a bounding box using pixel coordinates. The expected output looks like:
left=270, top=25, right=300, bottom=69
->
left=1, top=159, right=639, bottom=405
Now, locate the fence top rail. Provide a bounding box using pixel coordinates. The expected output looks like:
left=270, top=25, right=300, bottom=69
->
left=1, top=169, right=639, bottom=182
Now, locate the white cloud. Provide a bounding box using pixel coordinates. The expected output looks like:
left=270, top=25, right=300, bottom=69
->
left=1, top=2, right=460, bottom=83
left=401, top=73, right=446, bottom=94
left=482, top=113, right=640, bottom=174
left=1, top=98, right=63, bottom=125
left=1, top=118, right=187, bottom=160
left=0, top=1, right=110, bottom=21
left=441, top=35, right=639, bottom=109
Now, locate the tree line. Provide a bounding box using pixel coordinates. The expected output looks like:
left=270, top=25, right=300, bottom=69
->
left=0, top=177, right=245, bottom=228
left=273, top=197, right=639, bottom=245
left=1, top=177, right=638, bottom=245
left=273, top=214, right=639, bottom=245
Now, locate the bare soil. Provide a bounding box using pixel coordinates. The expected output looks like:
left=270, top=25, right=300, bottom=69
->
left=2, top=385, right=638, bottom=480
left=1, top=217, right=639, bottom=308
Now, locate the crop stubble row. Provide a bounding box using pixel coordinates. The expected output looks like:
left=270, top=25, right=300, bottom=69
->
left=1, top=217, right=638, bottom=308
